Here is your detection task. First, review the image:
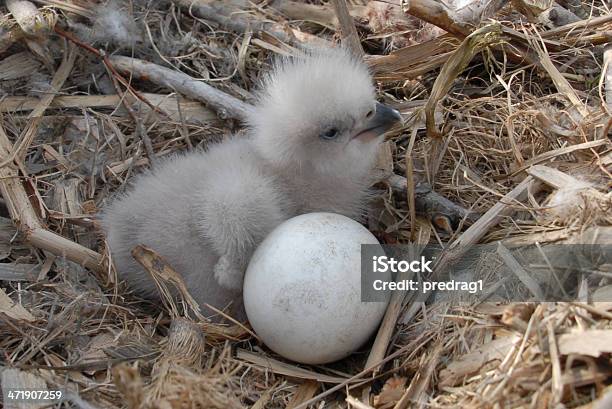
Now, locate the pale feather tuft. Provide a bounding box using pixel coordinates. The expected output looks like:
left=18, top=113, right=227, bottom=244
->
left=74, top=0, right=144, bottom=47
left=249, top=48, right=375, bottom=168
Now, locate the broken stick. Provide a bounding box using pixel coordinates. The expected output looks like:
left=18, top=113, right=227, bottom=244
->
left=403, top=0, right=509, bottom=37
left=110, top=56, right=255, bottom=122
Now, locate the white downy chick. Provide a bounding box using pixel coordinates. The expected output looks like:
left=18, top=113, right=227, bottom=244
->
left=102, top=48, right=401, bottom=321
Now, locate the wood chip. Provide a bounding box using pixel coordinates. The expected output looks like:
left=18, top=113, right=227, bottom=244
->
left=0, top=52, right=41, bottom=80
left=439, top=335, right=521, bottom=387
left=235, top=349, right=348, bottom=384
left=558, top=330, right=612, bottom=357
left=0, top=287, right=35, bottom=322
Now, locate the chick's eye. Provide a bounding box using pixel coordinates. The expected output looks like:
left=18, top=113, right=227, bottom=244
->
left=366, top=109, right=374, bottom=119
left=320, top=128, right=339, bottom=140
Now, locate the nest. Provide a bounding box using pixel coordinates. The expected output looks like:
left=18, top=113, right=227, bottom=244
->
left=0, top=0, right=611, bottom=408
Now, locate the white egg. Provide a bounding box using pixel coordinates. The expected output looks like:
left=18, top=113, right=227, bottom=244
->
left=243, top=212, right=390, bottom=364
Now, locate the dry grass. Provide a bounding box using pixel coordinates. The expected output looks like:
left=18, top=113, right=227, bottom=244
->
left=0, top=0, right=611, bottom=408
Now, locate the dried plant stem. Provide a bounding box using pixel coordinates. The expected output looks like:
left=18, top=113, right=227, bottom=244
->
left=388, top=174, right=477, bottom=225
left=174, top=0, right=328, bottom=47
left=293, top=340, right=425, bottom=409
left=364, top=221, right=431, bottom=373
left=236, top=349, right=347, bottom=384
left=435, top=176, right=539, bottom=271
left=527, top=164, right=584, bottom=189
left=0, top=125, right=104, bottom=273
left=403, top=0, right=509, bottom=37
left=110, top=56, right=255, bottom=122
left=424, top=23, right=503, bottom=137
left=403, top=0, right=467, bottom=36
left=53, top=26, right=167, bottom=120
left=28, top=229, right=104, bottom=271
left=331, top=0, right=364, bottom=57
left=368, top=35, right=457, bottom=82
left=0, top=45, right=76, bottom=174
left=0, top=41, right=104, bottom=273
left=395, top=344, right=443, bottom=408
left=542, top=13, right=612, bottom=38
left=131, top=245, right=205, bottom=320
left=530, top=31, right=589, bottom=118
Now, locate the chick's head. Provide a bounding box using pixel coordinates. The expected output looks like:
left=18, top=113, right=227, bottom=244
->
left=249, top=48, right=401, bottom=174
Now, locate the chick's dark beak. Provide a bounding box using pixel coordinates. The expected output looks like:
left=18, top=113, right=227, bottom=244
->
left=353, top=102, right=402, bottom=142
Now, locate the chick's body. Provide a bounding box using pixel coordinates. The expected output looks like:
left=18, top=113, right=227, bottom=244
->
left=102, top=48, right=401, bottom=320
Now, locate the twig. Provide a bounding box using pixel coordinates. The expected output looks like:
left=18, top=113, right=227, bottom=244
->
left=435, top=176, right=538, bottom=271
left=423, top=23, right=503, bottom=137
left=103, top=63, right=157, bottom=166
left=401, top=175, right=541, bottom=325
left=542, top=13, right=612, bottom=39
left=109, top=56, right=256, bottom=121
left=292, top=340, right=427, bottom=409
left=394, top=344, right=442, bottom=409
left=236, top=349, right=348, bottom=384
left=402, top=0, right=509, bottom=37
left=406, top=128, right=418, bottom=241
left=131, top=245, right=206, bottom=321
left=0, top=43, right=76, bottom=170
left=331, top=0, right=364, bottom=57
left=53, top=26, right=167, bottom=118
left=367, top=35, right=457, bottom=82
left=527, top=164, right=587, bottom=190
left=529, top=28, right=590, bottom=118
left=364, top=220, right=431, bottom=374
left=388, top=174, right=478, bottom=226
left=174, top=0, right=329, bottom=47
left=0, top=124, right=104, bottom=273
left=0, top=93, right=217, bottom=124
left=547, top=320, right=563, bottom=405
